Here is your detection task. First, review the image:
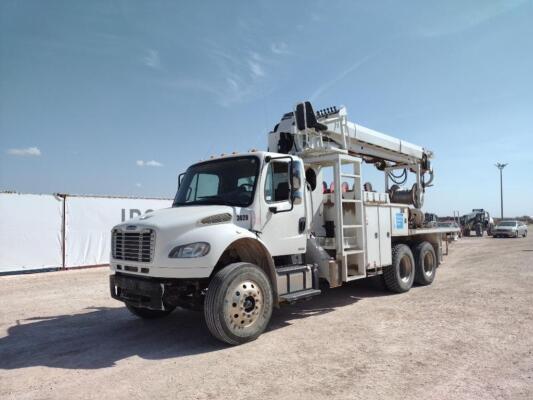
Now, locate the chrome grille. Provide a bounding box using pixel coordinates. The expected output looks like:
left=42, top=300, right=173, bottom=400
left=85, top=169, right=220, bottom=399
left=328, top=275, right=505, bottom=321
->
left=112, top=229, right=155, bottom=263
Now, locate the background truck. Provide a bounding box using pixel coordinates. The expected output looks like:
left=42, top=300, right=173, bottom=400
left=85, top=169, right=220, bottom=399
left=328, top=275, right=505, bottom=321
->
left=459, top=209, right=494, bottom=237
left=109, top=101, right=458, bottom=345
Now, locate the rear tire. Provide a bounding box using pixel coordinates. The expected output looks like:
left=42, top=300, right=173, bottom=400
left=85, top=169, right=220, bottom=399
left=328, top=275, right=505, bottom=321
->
left=204, top=262, right=273, bottom=345
left=126, top=303, right=175, bottom=319
left=413, top=241, right=437, bottom=286
left=383, top=244, right=415, bottom=293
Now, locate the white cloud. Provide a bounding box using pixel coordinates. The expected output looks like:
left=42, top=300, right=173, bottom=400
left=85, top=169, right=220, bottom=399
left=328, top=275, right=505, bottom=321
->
left=135, top=182, right=142, bottom=188
left=7, top=147, right=41, bottom=156
left=163, top=42, right=275, bottom=107
left=248, top=60, right=264, bottom=78
left=136, top=160, right=163, bottom=167
left=271, top=42, right=289, bottom=55
left=143, top=49, right=161, bottom=69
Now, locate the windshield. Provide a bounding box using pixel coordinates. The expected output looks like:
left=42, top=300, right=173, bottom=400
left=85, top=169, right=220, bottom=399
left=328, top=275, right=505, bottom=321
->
left=173, top=156, right=259, bottom=207
left=498, top=221, right=517, bottom=227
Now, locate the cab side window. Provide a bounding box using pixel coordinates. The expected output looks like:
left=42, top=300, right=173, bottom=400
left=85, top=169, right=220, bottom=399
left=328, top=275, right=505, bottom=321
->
left=264, top=161, right=289, bottom=203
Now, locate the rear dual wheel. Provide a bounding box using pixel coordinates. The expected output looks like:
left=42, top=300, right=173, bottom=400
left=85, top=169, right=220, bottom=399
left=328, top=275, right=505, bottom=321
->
left=383, top=244, right=415, bottom=293
left=413, top=241, right=437, bottom=286
left=383, top=242, right=437, bottom=293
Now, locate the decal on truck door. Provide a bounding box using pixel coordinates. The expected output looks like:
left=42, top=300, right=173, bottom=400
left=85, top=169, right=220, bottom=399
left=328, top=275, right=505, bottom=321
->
left=395, top=213, right=404, bottom=229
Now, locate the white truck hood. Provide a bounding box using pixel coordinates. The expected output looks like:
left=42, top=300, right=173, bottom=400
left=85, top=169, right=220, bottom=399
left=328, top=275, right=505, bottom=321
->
left=116, top=205, right=239, bottom=231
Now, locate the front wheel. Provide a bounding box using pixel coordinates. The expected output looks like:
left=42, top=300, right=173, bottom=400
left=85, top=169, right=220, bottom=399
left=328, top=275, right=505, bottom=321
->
left=204, top=262, right=273, bottom=345
left=383, top=244, right=415, bottom=293
left=126, top=303, right=175, bottom=319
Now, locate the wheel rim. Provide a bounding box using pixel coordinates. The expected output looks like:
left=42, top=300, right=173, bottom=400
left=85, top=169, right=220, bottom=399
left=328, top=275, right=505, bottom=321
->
left=225, top=279, right=263, bottom=331
left=423, top=251, right=435, bottom=277
left=399, top=255, right=413, bottom=283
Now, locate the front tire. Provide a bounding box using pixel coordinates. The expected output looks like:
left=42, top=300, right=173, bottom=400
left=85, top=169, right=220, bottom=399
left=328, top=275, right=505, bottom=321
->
left=413, top=241, right=437, bottom=285
left=126, top=303, right=175, bottom=319
left=383, top=244, right=415, bottom=293
left=204, top=262, right=273, bottom=345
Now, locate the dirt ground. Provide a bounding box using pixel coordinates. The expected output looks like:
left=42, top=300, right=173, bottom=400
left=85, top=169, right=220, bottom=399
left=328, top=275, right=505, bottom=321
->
left=1, top=235, right=532, bottom=400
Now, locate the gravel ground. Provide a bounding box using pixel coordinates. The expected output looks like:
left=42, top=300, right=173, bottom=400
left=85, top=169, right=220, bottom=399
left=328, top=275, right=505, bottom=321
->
left=1, top=234, right=532, bottom=400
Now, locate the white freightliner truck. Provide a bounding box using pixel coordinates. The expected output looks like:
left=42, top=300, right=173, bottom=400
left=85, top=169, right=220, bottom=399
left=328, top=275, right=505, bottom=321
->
left=109, top=101, right=458, bottom=345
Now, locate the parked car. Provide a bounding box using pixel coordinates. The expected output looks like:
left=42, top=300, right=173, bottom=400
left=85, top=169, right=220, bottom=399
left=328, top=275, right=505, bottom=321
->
left=492, top=220, right=528, bottom=238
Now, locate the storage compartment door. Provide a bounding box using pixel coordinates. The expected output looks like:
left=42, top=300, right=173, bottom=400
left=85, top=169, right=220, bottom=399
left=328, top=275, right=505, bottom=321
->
left=378, top=206, right=392, bottom=266
left=365, top=205, right=380, bottom=269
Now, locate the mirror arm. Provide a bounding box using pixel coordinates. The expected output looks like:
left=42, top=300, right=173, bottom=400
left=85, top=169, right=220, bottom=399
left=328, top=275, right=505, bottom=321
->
left=269, top=201, right=294, bottom=215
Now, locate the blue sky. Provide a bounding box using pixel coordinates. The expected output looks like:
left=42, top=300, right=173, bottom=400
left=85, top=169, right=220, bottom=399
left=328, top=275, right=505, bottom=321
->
left=1, top=0, right=532, bottom=217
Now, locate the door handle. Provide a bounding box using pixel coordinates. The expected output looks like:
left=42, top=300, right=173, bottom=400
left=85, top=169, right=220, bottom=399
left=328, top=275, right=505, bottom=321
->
left=374, top=232, right=378, bottom=239
left=298, top=217, right=306, bottom=234
left=387, top=232, right=390, bottom=238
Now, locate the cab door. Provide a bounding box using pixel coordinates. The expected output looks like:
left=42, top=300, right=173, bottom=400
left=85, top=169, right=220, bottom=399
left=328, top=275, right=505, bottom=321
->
left=258, top=158, right=306, bottom=256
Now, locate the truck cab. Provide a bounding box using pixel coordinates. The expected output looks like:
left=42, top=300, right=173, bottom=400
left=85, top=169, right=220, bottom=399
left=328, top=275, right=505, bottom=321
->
left=110, top=151, right=317, bottom=344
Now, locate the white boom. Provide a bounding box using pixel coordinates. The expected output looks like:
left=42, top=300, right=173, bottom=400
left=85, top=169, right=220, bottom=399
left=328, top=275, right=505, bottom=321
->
left=269, top=101, right=434, bottom=209
left=270, top=101, right=432, bottom=166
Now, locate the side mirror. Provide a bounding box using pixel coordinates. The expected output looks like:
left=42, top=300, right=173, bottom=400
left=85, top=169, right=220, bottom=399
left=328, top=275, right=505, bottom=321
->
left=291, top=160, right=302, bottom=190
left=290, top=161, right=303, bottom=205
left=178, top=173, right=185, bottom=189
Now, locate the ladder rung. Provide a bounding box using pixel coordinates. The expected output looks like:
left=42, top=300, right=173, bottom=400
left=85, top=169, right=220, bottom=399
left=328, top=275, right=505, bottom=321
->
left=344, top=249, right=364, bottom=254
left=341, top=199, right=361, bottom=203
left=340, top=173, right=360, bottom=178
left=343, top=225, right=362, bottom=228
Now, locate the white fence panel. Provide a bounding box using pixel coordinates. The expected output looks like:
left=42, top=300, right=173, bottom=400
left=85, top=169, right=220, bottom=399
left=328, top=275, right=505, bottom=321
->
left=65, top=196, right=172, bottom=268
left=0, top=193, right=63, bottom=273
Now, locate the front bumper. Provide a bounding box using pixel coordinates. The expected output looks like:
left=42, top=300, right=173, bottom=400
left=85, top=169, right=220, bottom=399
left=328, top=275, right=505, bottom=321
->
left=110, top=261, right=212, bottom=279
left=110, top=274, right=165, bottom=310
left=493, top=231, right=515, bottom=237
left=110, top=273, right=206, bottom=311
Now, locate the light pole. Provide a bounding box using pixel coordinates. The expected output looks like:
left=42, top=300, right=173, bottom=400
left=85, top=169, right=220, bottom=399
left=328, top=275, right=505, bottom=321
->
left=495, top=163, right=507, bottom=219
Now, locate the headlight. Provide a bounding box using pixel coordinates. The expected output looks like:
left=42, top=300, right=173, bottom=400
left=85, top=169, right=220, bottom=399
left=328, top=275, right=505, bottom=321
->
left=168, top=242, right=210, bottom=258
